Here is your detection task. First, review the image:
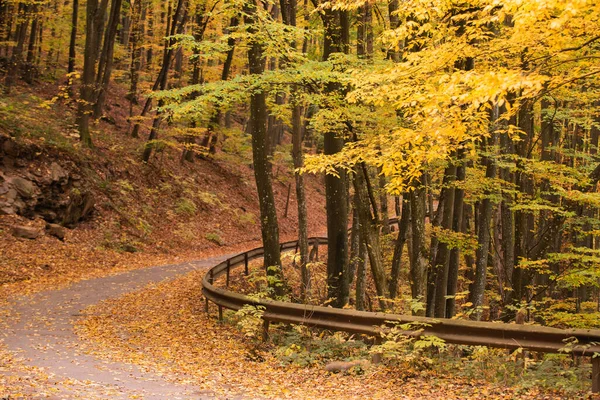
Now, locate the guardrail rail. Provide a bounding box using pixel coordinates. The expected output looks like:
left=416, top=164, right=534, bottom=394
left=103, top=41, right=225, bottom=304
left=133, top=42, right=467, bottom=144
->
left=202, top=236, right=600, bottom=393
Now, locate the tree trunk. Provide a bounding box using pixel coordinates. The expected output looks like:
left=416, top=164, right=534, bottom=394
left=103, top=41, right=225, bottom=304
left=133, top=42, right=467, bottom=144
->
left=246, top=0, right=283, bottom=295
left=433, top=163, right=457, bottom=318
left=94, top=0, right=123, bottom=118
left=128, top=0, right=144, bottom=117
left=387, top=0, right=400, bottom=61
left=68, top=0, right=79, bottom=73
left=469, top=134, right=498, bottom=320
left=445, top=157, right=465, bottom=317
left=355, top=239, right=367, bottom=311
left=409, top=182, right=428, bottom=315
left=4, top=3, right=29, bottom=93
left=292, top=104, right=310, bottom=300
left=140, top=0, right=187, bottom=159
left=78, top=0, right=108, bottom=147
left=354, top=165, right=388, bottom=310
left=389, top=195, right=409, bottom=298
left=320, top=7, right=349, bottom=308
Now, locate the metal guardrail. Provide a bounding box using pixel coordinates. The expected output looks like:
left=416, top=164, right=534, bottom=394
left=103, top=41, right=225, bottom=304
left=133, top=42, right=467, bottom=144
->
left=202, top=236, right=600, bottom=393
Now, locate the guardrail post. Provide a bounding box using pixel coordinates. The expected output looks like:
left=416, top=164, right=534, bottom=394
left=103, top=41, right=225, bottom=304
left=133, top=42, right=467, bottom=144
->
left=226, top=259, right=230, bottom=287
left=593, top=356, right=600, bottom=393
left=218, top=305, right=223, bottom=321
left=205, top=298, right=209, bottom=313
left=244, top=253, right=249, bottom=276
left=262, top=319, right=270, bottom=341
left=209, top=269, right=214, bottom=285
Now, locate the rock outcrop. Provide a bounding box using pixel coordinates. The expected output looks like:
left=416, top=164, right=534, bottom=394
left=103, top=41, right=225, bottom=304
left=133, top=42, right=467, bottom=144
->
left=0, top=135, right=95, bottom=228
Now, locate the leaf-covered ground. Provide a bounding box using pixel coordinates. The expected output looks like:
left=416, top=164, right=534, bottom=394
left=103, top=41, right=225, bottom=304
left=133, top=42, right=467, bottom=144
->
left=75, top=267, right=594, bottom=399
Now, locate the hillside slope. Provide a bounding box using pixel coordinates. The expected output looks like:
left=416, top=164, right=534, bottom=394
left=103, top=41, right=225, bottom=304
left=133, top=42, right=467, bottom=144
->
left=0, top=82, right=326, bottom=299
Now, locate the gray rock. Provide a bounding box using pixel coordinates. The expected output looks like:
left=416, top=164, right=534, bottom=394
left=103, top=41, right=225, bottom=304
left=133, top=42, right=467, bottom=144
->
left=46, top=223, right=66, bottom=241
left=12, top=225, right=41, bottom=239
left=62, top=191, right=95, bottom=226
left=12, top=177, right=37, bottom=198
left=50, top=162, right=68, bottom=184
left=2, top=139, right=19, bottom=157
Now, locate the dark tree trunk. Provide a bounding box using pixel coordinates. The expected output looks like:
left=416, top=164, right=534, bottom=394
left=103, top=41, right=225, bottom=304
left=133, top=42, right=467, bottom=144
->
left=292, top=104, right=310, bottom=300
left=68, top=0, right=79, bottom=73
left=354, top=165, right=388, bottom=310
left=445, top=155, right=465, bottom=317
left=410, top=182, right=428, bottom=315
left=389, top=195, right=410, bottom=298
left=433, top=163, right=457, bottom=318
left=387, top=0, right=400, bottom=61
left=246, top=0, right=283, bottom=295
left=78, top=0, right=109, bottom=147
left=203, top=17, right=237, bottom=154
left=320, top=7, right=349, bottom=308
left=4, top=3, right=29, bottom=93
left=139, top=0, right=187, bottom=156
left=355, top=238, right=367, bottom=311
left=128, top=0, right=144, bottom=117
left=469, top=134, right=498, bottom=320
left=93, top=0, right=123, bottom=118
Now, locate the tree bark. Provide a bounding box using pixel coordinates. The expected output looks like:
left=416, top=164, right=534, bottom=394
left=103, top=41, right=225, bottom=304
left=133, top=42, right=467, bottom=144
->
left=409, top=182, right=428, bottom=315
left=78, top=0, right=109, bottom=147
left=68, top=0, right=79, bottom=73
left=4, top=3, right=29, bottom=93
left=469, top=134, right=498, bottom=320
left=433, top=163, right=457, bottom=318
left=93, top=0, right=123, bottom=118
left=320, top=6, right=349, bottom=308
left=445, top=157, right=465, bottom=317
left=354, top=165, right=388, bottom=310
left=389, top=195, right=409, bottom=298
left=140, top=0, right=187, bottom=160
left=246, top=0, right=283, bottom=295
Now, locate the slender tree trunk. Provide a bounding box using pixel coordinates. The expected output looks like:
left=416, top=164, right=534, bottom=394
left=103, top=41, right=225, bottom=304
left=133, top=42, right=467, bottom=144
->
left=409, top=182, right=428, bottom=315
left=145, top=4, right=154, bottom=68
left=355, top=239, right=367, bottom=311
left=78, top=0, right=105, bottom=147
left=387, top=0, right=400, bottom=61
left=140, top=0, right=187, bottom=158
left=433, top=163, right=457, bottom=318
left=292, top=104, right=310, bottom=300
left=389, top=195, right=410, bottom=298
left=207, top=17, right=237, bottom=154
left=349, top=193, right=360, bottom=284
left=446, top=155, right=465, bottom=317
left=246, top=0, right=283, bottom=295
left=68, top=0, right=79, bottom=73
left=354, top=165, right=388, bottom=310
left=128, top=0, right=144, bottom=117
left=94, top=0, right=123, bottom=118
left=379, top=172, right=389, bottom=235
left=23, top=4, right=39, bottom=84
left=4, top=3, right=29, bottom=93
left=469, top=133, right=498, bottom=320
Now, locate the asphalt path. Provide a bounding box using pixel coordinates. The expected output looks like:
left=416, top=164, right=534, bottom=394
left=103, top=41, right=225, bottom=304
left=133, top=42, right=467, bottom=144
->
left=3, top=253, right=238, bottom=399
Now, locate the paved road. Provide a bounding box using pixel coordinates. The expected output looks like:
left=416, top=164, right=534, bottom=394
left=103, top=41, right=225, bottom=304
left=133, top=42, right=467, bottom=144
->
left=3, top=254, right=234, bottom=399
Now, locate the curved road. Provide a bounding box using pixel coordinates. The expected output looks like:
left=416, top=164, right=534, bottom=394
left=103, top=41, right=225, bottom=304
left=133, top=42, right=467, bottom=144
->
left=3, top=253, right=238, bottom=399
